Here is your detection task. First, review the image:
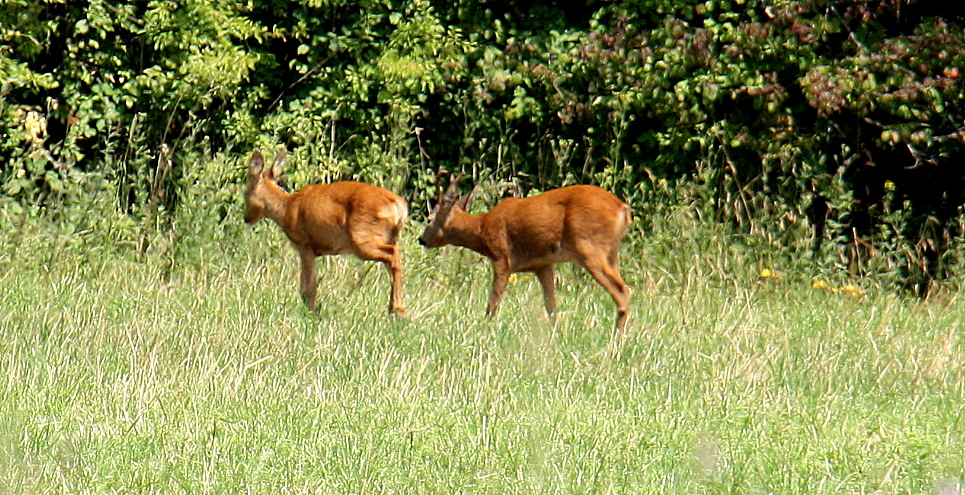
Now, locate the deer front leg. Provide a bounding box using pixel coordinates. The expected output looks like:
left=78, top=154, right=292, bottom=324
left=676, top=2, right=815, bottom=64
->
left=486, top=261, right=511, bottom=318
left=298, top=248, right=318, bottom=311
left=535, top=265, right=557, bottom=316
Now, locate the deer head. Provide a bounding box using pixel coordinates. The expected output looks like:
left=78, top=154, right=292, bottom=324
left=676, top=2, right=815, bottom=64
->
left=244, top=149, right=287, bottom=225
left=420, top=172, right=477, bottom=248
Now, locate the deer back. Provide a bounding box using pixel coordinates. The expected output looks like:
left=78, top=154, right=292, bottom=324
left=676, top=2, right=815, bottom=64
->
left=481, top=185, right=630, bottom=267
left=286, top=181, right=407, bottom=256
left=245, top=151, right=407, bottom=256
left=422, top=181, right=630, bottom=270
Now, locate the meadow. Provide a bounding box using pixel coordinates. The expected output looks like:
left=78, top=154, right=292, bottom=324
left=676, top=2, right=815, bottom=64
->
left=1, top=202, right=963, bottom=494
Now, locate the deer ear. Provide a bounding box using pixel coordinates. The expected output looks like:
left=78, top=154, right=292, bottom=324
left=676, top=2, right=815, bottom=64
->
left=249, top=150, right=265, bottom=176
left=268, top=149, right=287, bottom=179
left=456, top=185, right=478, bottom=212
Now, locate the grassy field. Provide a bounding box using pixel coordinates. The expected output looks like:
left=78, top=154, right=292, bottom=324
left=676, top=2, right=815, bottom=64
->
left=1, top=208, right=964, bottom=494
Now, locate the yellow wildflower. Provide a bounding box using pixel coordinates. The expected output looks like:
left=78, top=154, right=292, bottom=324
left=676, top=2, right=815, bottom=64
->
left=760, top=268, right=785, bottom=280
left=840, top=284, right=866, bottom=298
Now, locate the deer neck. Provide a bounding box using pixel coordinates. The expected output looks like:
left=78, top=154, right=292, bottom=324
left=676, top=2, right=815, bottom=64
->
left=261, top=181, right=294, bottom=227
left=446, top=208, right=494, bottom=259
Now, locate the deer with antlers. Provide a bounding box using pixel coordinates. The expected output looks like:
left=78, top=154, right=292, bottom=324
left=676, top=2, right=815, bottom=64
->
left=419, top=174, right=631, bottom=331
left=244, top=150, right=408, bottom=316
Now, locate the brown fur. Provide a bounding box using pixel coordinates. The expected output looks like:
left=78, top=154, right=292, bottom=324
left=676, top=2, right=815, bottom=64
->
left=420, top=179, right=631, bottom=331
left=245, top=150, right=407, bottom=316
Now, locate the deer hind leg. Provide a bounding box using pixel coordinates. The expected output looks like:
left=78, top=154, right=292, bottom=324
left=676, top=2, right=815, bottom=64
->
left=353, top=241, right=406, bottom=317
left=577, top=246, right=629, bottom=332
left=535, top=265, right=557, bottom=317
left=298, top=248, right=319, bottom=311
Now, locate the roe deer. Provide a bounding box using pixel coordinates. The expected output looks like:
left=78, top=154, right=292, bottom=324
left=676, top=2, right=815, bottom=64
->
left=419, top=174, right=631, bottom=331
left=244, top=150, right=407, bottom=316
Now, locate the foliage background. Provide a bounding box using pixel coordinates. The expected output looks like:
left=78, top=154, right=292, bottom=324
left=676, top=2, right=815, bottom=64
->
left=3, top=0, right=965, bottom=293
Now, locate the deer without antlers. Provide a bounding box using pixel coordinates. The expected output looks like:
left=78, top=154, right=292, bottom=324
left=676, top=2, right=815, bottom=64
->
left=419, top=174, right=631, bottom=331
left=244, top=150, right=408, bottom=316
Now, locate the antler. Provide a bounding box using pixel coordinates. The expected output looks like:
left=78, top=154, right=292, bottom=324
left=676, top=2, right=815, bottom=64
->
left=443, top=172, right=465, bottom=202
left=434, top=169, right=447, bottom=204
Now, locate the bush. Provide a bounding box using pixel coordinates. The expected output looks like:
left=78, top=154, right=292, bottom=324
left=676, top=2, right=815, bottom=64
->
left=2, top=0, right=964, bottom=294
